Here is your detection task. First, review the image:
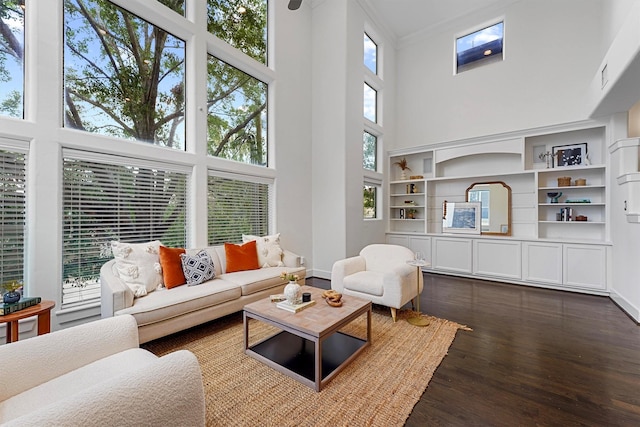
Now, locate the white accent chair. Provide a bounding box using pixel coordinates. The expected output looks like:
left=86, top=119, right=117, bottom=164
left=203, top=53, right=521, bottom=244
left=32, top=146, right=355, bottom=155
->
left=331, top=244, right=423, bottom=322
left=0, top=315, right=206, bottom=426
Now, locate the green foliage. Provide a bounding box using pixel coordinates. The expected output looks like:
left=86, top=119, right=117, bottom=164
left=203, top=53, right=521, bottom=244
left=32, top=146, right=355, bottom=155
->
left=0, top=0, right=24, bottom=117
left=207, top=0, right=267, bottom=64
left=363, top=132, right=377, bottom=170
left=207, top=176, right=269, bottom=245
left=63, top=0, right=186, bottom=147
left=363, top=185, right=376, bottom=219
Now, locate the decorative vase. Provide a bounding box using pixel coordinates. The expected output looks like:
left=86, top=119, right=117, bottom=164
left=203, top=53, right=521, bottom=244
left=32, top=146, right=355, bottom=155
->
left=3, top=291, right=20, bottom=304
left=283, top=281, right=302, bottom=305
left=400, top=169, right=408, bottom=180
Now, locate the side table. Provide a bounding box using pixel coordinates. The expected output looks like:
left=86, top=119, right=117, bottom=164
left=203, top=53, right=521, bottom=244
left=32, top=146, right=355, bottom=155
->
left=0, top=300, right=56, bottom=344
left=406, top=260, right=430, bottom=327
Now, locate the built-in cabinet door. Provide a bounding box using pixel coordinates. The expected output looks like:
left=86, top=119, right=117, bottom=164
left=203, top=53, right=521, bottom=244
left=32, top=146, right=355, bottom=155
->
left=563, top=244, right=606, bottom=290
left=408, top=236, right=432, bottom=263
left=432, top=237, right=473, bottom=274
left=387, top=235, right=408, bottom=247
left=473, top=239, right=521, bottom=280
left=522, top=241, right=563, bottom=285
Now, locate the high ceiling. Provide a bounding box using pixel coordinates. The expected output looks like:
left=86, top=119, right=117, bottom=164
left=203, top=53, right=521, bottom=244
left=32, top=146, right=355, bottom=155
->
left=364, top=0, right=520, bottom=40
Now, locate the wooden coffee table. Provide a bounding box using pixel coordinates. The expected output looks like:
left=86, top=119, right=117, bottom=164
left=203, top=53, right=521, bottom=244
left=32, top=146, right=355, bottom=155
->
left=243, top=285, right=371, bottom=391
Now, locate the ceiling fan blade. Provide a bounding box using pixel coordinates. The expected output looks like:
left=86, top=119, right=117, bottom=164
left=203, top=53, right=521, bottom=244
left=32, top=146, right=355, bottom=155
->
left=288, top=0, right=302, bottom=10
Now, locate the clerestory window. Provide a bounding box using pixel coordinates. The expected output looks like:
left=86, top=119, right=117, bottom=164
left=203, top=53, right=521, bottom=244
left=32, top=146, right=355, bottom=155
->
left=364, top=32, right=377, bottom=75
left=63, top=0, right=186, bottom=149
left=207, top=0, right=267, bottom=65
left=456, top=21, right=504, bottom=74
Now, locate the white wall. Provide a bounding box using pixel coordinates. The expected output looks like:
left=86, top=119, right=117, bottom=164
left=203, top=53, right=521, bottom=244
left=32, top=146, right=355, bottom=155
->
left=608, top=114, right=640, bottom=321
left=311, top=0, right=349, bottom=278
left=273, top=0, right=314, bottom=267
left=310, top=0, right=392, bottom=278
left=394, top=0, right=605, bottom=149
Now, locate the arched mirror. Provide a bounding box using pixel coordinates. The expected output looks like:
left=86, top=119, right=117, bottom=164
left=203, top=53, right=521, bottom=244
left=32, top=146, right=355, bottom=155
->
left=466, top=181, right=512, bottom=236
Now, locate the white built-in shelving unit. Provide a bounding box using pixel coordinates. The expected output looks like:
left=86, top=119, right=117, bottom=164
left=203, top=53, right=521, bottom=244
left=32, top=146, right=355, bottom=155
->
left=387, top=122, right=611, bottom=295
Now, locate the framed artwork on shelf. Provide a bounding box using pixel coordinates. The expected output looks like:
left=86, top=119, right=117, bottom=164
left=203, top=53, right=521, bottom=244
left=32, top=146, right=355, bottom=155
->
left=553, top=143, right=587, bottom=167
left=442, top=201, right=481, bottom=234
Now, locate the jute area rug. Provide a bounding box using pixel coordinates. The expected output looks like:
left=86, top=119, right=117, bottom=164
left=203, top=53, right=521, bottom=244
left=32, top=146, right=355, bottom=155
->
left=142, top=307, right=470, bottom=427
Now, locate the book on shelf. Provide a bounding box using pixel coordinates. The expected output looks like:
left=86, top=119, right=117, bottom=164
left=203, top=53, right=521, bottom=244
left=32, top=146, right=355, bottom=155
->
left=0, top=296, right=42, bottom=316
left=276, top=299, right=316, bottom=313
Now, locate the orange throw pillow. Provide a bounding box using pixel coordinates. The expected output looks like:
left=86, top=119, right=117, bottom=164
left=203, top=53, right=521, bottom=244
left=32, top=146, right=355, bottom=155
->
left=225, top=240, right=260, bottom=273
left=159, top=246, right=186, bottom=289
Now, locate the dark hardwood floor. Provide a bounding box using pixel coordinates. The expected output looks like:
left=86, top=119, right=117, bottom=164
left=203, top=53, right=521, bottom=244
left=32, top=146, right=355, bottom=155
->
left=307, top=274, right=640, bottom=426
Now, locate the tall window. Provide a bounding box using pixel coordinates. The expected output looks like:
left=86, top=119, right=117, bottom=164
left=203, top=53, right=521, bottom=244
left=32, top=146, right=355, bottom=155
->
left=363, top=184, right=377, bottom=219
left=363, top=82, right=377, bottom=123
left=0, top=1, right=25, bottom=118
left=207, top=0, right=267, bottom=64
left=62, top=152, right=188, bottom=306
left=363, top=131, right=377, bottom=171
left=207, top=55, right=268, bottom=166
left=0, top=147, right=26, bottom=286
left=364, top=32, right=376, bottom=74
left=456, top=21, right=504, bottom=74
left=64, top=0, right=186, bottom=149
left=207, top=174, right=271, bottom=245
left=363, top=29, right=382, bottom=219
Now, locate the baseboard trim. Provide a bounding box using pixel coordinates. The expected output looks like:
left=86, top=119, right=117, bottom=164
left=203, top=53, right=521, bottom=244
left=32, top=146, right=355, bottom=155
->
left=609, top=290, right=640, bottom=324
left=309, top=269, right=331, bottom=280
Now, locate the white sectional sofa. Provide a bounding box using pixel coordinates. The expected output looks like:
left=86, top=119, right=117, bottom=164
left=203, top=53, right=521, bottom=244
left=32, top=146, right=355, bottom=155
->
left=0, top=315, right=205, bottom=426
left=101, top=242, right=306, bottom=343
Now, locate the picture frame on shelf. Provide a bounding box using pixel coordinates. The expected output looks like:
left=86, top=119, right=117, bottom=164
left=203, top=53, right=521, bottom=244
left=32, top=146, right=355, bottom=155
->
left=442, top=201, right=481, bottom=234
left=553, top=143, right=587, bottom=167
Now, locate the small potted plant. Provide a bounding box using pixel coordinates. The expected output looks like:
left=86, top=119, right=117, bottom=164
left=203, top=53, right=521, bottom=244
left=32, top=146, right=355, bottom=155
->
left=2, top=280, right=23, bottom=304
left=393, top=158, right=411, bottom=180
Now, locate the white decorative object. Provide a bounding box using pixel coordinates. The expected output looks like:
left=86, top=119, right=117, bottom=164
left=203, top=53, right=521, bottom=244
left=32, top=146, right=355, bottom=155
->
left=242, top=233, right=284, bottom=267
left=111, top=240, right=163, bottom=297
left=284, top=281, right=302, bottom=305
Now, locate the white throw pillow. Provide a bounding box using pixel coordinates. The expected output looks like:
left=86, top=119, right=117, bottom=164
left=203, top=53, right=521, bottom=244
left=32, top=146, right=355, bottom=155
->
left=111, top=240, right=163, bottom=297
left=242, top=233, right=284, bottom=268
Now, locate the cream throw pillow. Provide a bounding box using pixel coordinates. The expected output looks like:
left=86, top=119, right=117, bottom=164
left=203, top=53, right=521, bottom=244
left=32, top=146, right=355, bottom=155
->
left=242, top=233, right=284, bottom=268
left=111, top=240, right=163, bottom=297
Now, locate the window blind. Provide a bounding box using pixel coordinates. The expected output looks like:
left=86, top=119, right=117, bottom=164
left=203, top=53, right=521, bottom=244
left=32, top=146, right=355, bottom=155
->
left=0, top=149, right=26, bottom=286
left=62, top=154, right=189, bottom=306
left=207, top=173, right=272, bottom=245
